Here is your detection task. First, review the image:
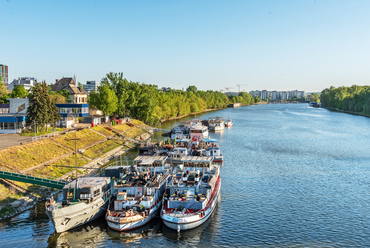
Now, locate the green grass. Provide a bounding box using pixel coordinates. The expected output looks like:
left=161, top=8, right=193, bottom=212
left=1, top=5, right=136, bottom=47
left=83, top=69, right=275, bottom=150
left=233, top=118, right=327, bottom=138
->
left=31, top=153, right=90, bottom=178
left=125, top=128, right=146, bottom=139
left=53, top=129, right=105, bottom=150
left=20, top=127, right=63, bottom=136
left=112, top=123, right=131, bottom=132
left=92, top=125, right=115, bottom=137
left=0, top=139, right=67, bottom=170
left=83, top=140, right=121, bottom=159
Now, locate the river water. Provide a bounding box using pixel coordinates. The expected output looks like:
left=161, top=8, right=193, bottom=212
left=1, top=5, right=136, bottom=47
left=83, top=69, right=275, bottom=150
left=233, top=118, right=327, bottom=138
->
left=1, top=103, right=370, bottom=247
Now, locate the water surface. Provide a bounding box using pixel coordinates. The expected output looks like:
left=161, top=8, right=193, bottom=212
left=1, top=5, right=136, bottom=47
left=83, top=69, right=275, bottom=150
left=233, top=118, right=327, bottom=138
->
left=1, top=104, right=370, bottom=247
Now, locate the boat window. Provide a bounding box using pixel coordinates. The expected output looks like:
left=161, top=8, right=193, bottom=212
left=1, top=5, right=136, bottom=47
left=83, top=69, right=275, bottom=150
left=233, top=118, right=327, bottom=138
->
left=94, top=189, right=100, bottom=197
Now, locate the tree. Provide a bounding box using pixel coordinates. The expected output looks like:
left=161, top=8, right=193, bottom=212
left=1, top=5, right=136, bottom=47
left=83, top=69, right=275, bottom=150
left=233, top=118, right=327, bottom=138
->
left=0, top=77, right=9, bottom=104
left=58, top=89, right=71, bottom=103
left=27, top=81, right=61, bottom=133
left=49, top=91, right=67, bottom=103
left=186, top=85, right=197, bottom=93
left=10, top=85, right=28, bottom=98
left=89, top=84, right=118, bottom=119
left=101, top=72, right=127, bottom=116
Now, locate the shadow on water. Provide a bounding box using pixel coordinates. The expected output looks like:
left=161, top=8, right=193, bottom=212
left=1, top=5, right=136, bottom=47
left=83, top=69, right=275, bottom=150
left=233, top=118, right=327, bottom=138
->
left=105, top=216, right=162, bottom=244
left=47, top=215, right=107, bottom=248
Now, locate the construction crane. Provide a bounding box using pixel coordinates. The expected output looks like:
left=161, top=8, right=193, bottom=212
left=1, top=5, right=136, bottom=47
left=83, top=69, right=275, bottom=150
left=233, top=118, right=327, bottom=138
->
left=236, top=84, right=248, bottom=93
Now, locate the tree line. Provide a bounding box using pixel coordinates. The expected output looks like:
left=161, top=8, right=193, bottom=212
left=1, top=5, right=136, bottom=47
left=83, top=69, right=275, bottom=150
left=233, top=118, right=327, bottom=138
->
left=89, top=72, right=257, bottom=124
left=320, top=85, right=370, bottom=115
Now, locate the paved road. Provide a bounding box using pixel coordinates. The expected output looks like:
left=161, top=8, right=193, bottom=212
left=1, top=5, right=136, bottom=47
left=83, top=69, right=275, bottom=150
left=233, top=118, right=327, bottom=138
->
left=0, top=134, right=33, bottom=150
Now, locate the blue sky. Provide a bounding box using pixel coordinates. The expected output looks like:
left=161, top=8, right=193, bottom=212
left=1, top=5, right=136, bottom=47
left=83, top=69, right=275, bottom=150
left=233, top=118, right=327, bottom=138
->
left=1, top=0, right=370, bottom=92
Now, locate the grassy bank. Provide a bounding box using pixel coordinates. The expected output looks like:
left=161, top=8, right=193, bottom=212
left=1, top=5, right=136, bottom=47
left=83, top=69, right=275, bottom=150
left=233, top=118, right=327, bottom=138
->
left=0, top=119, right=153, bottom=217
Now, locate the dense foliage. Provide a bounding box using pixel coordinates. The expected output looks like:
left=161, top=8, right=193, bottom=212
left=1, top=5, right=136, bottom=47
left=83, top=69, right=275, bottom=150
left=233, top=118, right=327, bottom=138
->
left=90, top=72, right=256, bottom=124
left=320, top=85, right=370, bottom=115
left=27, top=81, right=61, bottom=132
left=0, top=76, right=10, bottom=104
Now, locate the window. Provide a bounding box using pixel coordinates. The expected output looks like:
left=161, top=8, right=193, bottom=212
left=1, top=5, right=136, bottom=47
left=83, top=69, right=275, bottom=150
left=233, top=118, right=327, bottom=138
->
left=93, top=189, right=100, bottom=197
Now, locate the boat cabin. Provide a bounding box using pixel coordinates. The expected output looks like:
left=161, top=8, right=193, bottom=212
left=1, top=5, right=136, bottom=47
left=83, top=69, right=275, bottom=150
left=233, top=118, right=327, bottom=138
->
left=63, top=177, right=110, bottom=203
left=190, top=125, right=209, bottom=140
left=112, top=156, right=170, bottom=211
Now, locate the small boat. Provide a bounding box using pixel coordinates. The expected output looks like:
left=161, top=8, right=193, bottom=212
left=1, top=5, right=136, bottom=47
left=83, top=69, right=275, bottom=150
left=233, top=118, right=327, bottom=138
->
left=224, top=118, right=233, bottom=127
left=46, top=177, right=111, bottom=233
left=106, top=156, right=171, bottom=232
left=208, top=117, right=225, bottom=131
left=161, top=156, right=221, bottom=232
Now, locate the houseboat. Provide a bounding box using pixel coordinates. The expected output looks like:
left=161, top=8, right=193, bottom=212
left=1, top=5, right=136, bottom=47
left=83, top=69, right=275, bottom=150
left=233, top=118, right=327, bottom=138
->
left=161, top=156, right=221, bottom=232
left=208, top=117, right=225, bottom=131
left=46, top=177, right=111, bottom=233
left=105, top=156, right=171, bottom=232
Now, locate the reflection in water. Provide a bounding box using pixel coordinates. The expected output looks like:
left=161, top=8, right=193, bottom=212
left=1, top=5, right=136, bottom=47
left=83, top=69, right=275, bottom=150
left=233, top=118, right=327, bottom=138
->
left=47, top=216, right=107, bottom=248
left=106, top=217, right=161, bottom=244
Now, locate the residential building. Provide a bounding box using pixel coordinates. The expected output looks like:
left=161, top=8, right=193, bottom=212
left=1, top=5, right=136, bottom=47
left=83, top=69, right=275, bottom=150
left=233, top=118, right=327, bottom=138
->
left=8, top=77, right=36, bottom=91
left=84, top=80, right=100, bottom=93
left=55, top=103, right=89, bottom=128
left=261, top=90, right=269, bottom=100
left=271, top=91, right=277, bottom=100
left=0, top=64, right=9, bottom=89
left=50, top=77, right=88, bottom=104
left=0, top=98, right=29, bottom=133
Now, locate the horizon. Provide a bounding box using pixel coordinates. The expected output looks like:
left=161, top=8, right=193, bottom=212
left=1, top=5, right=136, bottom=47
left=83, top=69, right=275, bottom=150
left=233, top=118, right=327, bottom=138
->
left=2, top=0, right=370, bottom=93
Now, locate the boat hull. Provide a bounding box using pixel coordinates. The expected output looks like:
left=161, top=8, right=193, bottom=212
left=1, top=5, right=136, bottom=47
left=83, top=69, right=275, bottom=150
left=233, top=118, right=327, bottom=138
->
left=161, top=179, right=221, bottom=231
left=106, top=201, right=161, bottom=232
left=46, top=198, right=108, bottom=233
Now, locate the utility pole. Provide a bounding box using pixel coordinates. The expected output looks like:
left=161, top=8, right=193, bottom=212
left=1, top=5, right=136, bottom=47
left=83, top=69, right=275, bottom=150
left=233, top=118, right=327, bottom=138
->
left=33, top=120, right=36, bottom=137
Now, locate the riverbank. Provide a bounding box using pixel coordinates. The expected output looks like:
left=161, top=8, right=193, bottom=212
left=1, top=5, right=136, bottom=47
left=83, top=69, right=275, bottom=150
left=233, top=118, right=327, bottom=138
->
left=324, top=107, right=370, bottom=118
left=159, top=101, right=269, bottom=123
left=0, top=120, right=155, bottom=220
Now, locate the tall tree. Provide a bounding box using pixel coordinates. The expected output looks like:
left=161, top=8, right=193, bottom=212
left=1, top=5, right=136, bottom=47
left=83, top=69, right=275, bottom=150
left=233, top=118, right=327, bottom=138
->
left=89, top=84, right=118, bottom=120
left=101, top=72, right=127, bottom=116
left=27, top=81, right=60, bottom=132
left=10, top=85, right=28, bottom=98
left=27, top=82, right=47, bottom=133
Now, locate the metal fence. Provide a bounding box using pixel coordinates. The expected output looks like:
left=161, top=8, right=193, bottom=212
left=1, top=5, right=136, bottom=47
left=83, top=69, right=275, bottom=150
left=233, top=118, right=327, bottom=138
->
left=31, top=131, right=60, bottom=142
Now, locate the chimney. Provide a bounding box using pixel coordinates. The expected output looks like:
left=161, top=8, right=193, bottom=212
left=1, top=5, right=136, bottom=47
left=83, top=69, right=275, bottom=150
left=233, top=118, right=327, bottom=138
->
left=55, top=79, right=58, bottom=84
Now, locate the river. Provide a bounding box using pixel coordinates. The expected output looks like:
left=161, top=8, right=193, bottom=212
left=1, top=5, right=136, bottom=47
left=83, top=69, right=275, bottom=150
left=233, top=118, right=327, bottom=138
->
left=1, top=103, right=370, bottom=247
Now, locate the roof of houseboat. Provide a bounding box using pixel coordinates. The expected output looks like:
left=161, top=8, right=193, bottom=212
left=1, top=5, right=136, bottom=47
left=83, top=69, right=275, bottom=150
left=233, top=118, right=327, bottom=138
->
left=134, top=155, right=168, bottom=165
left=64, top=177, right=110, bottom=189
left=179, top=156, right=213, bottom=163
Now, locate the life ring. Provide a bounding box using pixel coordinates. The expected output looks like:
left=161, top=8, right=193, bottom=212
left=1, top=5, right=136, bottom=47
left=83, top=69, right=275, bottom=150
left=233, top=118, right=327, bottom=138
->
left=192, top=136, right=198, bottom=142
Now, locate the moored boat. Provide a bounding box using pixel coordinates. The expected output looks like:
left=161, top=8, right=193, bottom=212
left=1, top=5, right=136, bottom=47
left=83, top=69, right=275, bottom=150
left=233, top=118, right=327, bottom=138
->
left=161, top=156, right=221, bottom=232
left=45, top=177, right=111, bottom=233
left=224, top=118, right=233, bottom=127
left=208, top=117, right=225, bottom=131
left=105, top=156, right=171, bottom=232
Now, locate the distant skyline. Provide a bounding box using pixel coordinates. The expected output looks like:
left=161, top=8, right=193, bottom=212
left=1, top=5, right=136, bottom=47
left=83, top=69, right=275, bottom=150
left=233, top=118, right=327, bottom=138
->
left=2, top=0, right=370, bottom=92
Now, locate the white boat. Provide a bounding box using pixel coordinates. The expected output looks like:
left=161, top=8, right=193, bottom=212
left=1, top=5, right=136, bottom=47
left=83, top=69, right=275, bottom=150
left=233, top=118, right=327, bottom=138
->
left=170, top=125, right=190, bottom=140
left=45, top=177, right=111, bottom=233
left=208, top=117, right=225, bottom=131
left=161, top=156, right=221, bottom=232
left=106, top=156, right=171, bottom=232
left=224, top=118, right=233, bottom=127
left=190, top=124, right=209, bottom=141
